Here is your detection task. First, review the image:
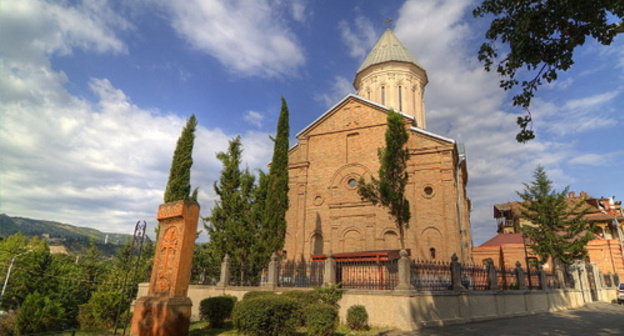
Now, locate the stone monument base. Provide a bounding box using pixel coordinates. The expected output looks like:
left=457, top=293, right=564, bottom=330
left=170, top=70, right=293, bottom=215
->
left=131, top=296, right=192, bottom=336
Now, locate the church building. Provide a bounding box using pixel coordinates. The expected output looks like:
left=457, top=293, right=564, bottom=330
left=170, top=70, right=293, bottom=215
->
left=284, top=29, right=473, bottom=262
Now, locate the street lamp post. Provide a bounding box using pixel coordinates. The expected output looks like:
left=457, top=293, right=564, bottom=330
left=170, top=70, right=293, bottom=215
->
left=0, top=250, right=33, bottom=311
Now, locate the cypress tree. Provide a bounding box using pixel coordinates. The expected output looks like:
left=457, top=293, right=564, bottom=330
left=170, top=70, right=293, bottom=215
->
left=517, top=166, right=594, bottom=266
left=204, top=137, right=258, bottom=284
left=263, top=97, right=290, bottom=254
left=358, top=110, right=411, bottom=249
left=164, top=115, right=197, bottom=203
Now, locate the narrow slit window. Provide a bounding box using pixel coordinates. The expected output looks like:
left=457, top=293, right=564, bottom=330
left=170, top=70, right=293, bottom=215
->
left=398, top=86, right=402, bottom=111
left=381, top=86, right=385, bottom=105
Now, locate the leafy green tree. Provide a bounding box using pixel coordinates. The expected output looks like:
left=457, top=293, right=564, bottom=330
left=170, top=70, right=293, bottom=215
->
left=473, top=1, right=624, bottom=142
left=262, top=97, right=290, bottom=254
left=0, top=235, right=52, bottom=310
left=15, top=291, right=65, bottom=334
left=205, top=137, right=262, bottom=284
left=358, top=110, right=411, bottom=249
left=164, top=114, right=198, bottom=203
left=517, top=166, right=594, bottom=266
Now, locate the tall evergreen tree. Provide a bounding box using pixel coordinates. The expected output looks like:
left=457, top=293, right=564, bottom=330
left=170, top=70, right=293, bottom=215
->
left=204, top=137, right=259, bottom=284
left=517, top=166, right=594, bottom=266
left=164, top=115, right=197, bottom=203
left=358, top=110, right=411, bottom=249
left=262, top=98, right=290, bottom=254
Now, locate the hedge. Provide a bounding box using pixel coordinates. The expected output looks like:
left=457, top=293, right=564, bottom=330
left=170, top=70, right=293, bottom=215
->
left=304, top=304, right=338, bottom=336
left=199, top=295, right=237, bottom=328
left=233, top=296, right=302, bottom=336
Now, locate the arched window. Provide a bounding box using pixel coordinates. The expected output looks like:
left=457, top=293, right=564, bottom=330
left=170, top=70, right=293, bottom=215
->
left=398, top=86, right=402, bottom=111
left=383, top=231, right=400, bottom=250
left=429, top=247, right=436, bottom=259
left=381, top=86, right=385, bottom=105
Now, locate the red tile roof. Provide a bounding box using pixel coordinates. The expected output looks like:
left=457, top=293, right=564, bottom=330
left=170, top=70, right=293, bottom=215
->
left=477, top=233, right=526, bottom=247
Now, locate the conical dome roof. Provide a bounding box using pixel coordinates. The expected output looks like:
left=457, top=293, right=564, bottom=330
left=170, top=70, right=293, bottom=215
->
left=357, top=28, right=422, bottom=73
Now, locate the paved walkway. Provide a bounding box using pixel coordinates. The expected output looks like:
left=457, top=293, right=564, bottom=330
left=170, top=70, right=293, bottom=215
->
left=399, top=302, right=624, bottom=336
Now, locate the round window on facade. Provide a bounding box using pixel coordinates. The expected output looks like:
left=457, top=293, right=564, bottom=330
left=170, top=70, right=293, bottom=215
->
left=422, top=185, right=435, bottom=198
left=347, top=178, right=358, bottom=188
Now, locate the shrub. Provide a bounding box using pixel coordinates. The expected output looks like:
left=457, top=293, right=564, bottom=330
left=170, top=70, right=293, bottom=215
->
left=199, top=295, right=237, bottom=328
left=313, top=283, right=344, bottom=308
left=0, top=311, right=17, bottom=336
left=346, top=305, right=369, bottom=330
left=233, top=296, right=302, bottom=336
left=281, top=290, right=320, bottom=307
left=281, top=290, right=321, bottom=326
left=304, top=304, right=338, bottom=336
left=242, top=290, right=277, bottom=301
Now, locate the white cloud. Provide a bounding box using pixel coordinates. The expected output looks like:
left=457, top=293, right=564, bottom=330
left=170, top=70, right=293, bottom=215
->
left=569, top=152, right=622, bottom=166
left=339, top=16, right=378, bottom=59
left=0, top=0, right=129, bottom=63
left=157, top=0, right=305, bottom=78
left=0, top=0, right=274, bottom=238
left=532, top=91, right=620, bottom=136
left=394, top=0, right=576, bottom=245
left=314, top=76, right=355, bottom=107
left=244, top=110, right=265, bottom=128
left=289, top=0, right=307, bottom=23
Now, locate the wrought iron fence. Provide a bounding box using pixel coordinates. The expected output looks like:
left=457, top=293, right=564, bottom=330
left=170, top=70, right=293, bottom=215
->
left=527, top=272, right=540, bottom=289
left=278, top=259, right=324, bottom=287
left=544, top=272, right=561, bottom=289
left=336, top=259, right=398, bottom=290
left=460, top=263, right=489, bottom=291
left=410, top=259, right=452, bottom=291
left=604, top=273, right=613, bottom=287
left=496, top=267, right=518, bottom=290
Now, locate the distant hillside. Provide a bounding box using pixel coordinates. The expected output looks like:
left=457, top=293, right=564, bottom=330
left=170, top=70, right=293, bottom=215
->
left=0, top=214, right=138, bottom=255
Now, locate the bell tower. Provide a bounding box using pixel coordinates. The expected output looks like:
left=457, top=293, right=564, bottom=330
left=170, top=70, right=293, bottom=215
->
left=353, top=29, right=428, bottom=129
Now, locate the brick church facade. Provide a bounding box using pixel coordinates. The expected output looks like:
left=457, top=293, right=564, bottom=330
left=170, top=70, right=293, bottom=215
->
left=283, top=29, right=473, bottom=262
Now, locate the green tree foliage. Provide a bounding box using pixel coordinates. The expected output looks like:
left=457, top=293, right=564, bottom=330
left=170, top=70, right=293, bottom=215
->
left=0, top=233, right=152, bottom=331
left=358, top=110, right=411, bottom=249
left=205, top=136, right=266, bottom=284
left=15, top=291, right=65, bottom=334
left=164, top=114, right=198, bottom=203
left=263, top=97, right=290, bottom=254
left=517, top=166, right=594, bottom=266
left=0, top=234, right=52, bottom=311
left=473, top=1, right=624, bottom=142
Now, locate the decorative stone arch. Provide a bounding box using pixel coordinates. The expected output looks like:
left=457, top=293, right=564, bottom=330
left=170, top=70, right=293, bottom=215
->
left=421, top=226, right=443, bottom=260
left=329, top=163, right=371, bottom=189
left=341, top=227, right=363, bottom=253
left=379, top=227, right=401, bottom=250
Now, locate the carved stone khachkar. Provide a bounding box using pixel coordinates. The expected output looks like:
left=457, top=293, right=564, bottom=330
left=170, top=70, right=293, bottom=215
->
left=131, top=200, right=199, bottom=336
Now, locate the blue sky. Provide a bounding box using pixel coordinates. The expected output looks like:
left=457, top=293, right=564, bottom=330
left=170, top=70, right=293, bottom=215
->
left=1, top=0, right=622, bottom=246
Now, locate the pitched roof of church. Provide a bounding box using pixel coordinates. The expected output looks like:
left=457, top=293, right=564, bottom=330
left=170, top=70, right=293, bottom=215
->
left=294, top=94, right=455, bottom=145
left=357, top=28, right=423, bottom=73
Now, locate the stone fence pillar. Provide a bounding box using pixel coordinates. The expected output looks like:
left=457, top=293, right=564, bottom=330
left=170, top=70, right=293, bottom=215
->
left=450, top=254, right=465, bottom=291
left=554, top=259, right=566, bottom=289
left=486, top=258, right=499, bottom=290
left=263, top=252, right=279, bottom=289
left=323, top=252, right=336, bottom=286
left=515, top=261, right=527, bottom=290
left=216, top=254, right=230, bottom=288
left=570, top=263, right=582, bottom=290
left=395, top=250, right=415, bottom=293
